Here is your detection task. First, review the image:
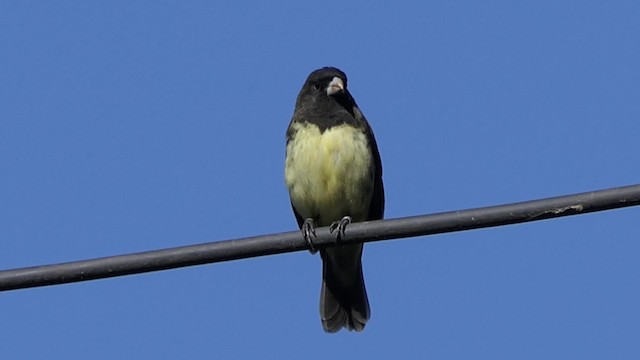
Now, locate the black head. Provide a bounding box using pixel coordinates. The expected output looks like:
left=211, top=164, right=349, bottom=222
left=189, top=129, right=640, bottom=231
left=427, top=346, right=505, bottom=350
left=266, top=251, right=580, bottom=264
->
left=304, top=67, right=348, bottom=95
left=289, top=67, right=370, bottom=135
left=295, top=67, right=358, bottom=117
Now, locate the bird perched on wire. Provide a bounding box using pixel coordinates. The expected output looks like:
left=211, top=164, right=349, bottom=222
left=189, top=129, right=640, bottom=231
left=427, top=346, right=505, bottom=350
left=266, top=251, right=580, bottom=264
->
left=285, top=67, right=385, bottom=332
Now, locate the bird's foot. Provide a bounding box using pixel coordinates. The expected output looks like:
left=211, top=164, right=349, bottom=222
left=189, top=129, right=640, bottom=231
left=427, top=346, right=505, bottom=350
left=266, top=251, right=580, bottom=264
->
left=302, top=218, right=318, bottom=254
left=329, top=216, right=352, bottom=242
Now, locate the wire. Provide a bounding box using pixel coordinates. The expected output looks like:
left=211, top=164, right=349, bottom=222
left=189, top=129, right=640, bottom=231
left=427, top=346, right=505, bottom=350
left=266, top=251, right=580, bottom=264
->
left=1, top=183, right=639, bottom=292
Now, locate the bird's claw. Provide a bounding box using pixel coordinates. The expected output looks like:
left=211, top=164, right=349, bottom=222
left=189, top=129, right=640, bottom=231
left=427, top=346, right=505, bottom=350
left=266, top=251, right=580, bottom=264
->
left=302, top=218, right=317, bottom=254
left=329, top=216, right=352, bottom=242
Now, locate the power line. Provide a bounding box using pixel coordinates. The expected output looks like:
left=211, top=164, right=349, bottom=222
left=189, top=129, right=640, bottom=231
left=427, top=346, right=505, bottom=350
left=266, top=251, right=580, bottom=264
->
left=1, top=183, right=639, bottom=292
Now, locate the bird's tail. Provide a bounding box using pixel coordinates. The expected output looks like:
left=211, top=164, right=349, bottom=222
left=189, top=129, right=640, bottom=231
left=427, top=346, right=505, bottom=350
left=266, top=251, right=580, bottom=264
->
left=319, top=245, right=370, bottom=333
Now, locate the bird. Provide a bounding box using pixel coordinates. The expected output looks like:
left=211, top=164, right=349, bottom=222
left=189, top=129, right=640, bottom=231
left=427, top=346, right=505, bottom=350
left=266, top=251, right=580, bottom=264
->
left=284, top=67, right=384, bottom=332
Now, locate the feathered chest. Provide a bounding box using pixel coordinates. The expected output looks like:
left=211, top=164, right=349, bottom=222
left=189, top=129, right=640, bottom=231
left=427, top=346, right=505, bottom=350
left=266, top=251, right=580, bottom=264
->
left=285, top=122, right=375, bottom=225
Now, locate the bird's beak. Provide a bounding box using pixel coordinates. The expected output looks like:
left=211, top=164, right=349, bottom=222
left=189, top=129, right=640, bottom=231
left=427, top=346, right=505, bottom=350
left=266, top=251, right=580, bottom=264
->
left=327, top=77, right=345, bottom=96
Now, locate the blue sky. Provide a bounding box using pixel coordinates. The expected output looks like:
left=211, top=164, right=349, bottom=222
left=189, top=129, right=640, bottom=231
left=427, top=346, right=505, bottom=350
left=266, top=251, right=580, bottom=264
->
left=1, top=1, right=639, bottom=359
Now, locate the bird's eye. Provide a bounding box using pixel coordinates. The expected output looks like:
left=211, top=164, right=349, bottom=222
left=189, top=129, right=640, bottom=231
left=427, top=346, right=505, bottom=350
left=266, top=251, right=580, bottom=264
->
left=312, top=83, right=320, bottom=90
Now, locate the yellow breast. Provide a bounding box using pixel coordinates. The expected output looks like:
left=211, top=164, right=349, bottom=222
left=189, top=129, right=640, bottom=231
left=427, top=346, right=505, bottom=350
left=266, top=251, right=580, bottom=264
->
left=285, top=122, right=374, bottom=226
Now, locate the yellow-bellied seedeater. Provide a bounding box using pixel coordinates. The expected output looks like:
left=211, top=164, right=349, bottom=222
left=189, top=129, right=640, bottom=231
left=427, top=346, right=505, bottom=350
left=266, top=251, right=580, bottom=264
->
left=285, top=67, right=384, bottom=332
